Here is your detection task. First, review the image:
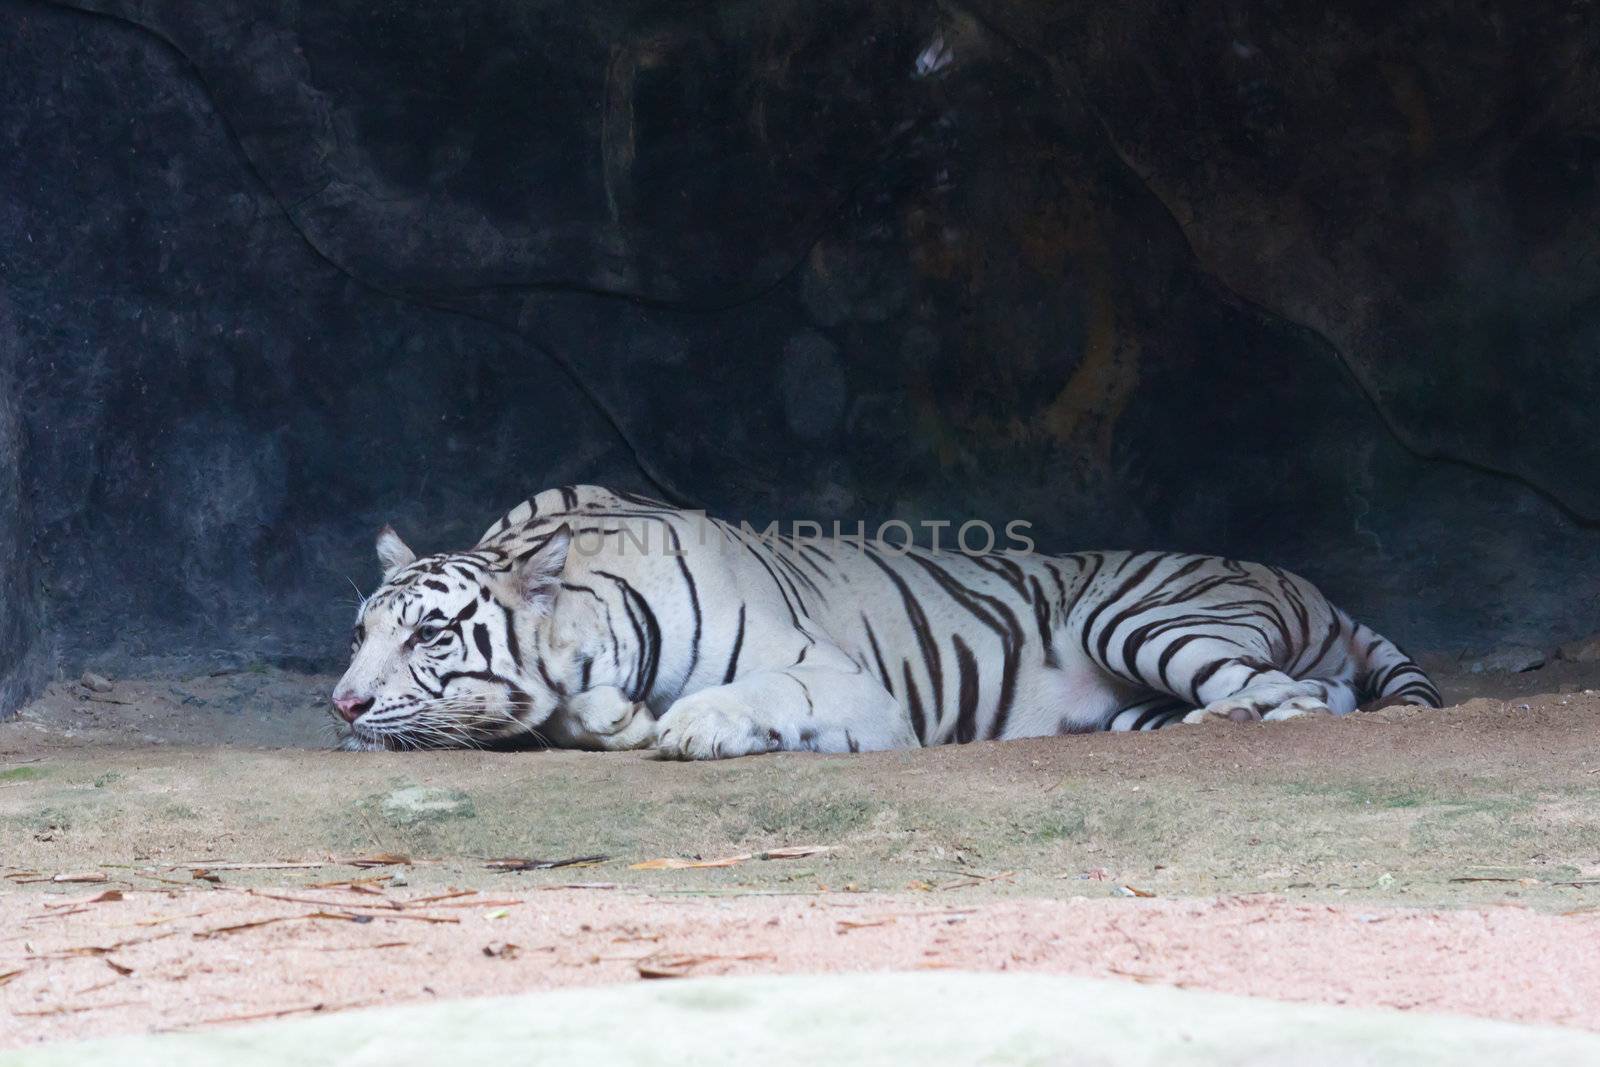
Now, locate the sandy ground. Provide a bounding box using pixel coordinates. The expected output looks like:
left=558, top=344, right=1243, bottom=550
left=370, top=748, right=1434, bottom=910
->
left=3, top=655, right=1600, bottom=1046
left=4, top=887, right=1600, bottom=1047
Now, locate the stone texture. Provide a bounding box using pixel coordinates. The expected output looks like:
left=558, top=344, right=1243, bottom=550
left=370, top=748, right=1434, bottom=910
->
left=380, top=787, right=476, bottom=827
left=79, top=673, right=114, bottom=694
left=1460, top=646, right=1548, bottom=675
left=14, top=972, right=1600, bottom=1067
left=0, top=290, right=44, bottom=713
left=3, top=0, right=1600, bottom=714
left=1558, top=635, right=1600, bottom=664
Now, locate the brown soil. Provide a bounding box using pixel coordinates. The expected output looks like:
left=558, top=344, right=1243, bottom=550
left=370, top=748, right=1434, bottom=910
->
left=4, top=887, right=1600, bottom=1047
left=3, top=656, right=1599, bottom=1046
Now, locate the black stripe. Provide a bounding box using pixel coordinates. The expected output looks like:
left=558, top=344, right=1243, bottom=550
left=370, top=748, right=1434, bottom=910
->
left=796, top=545, right=834, bottom=580
left=973, top=554, right=1029, bottom=597
left=410, top=662, right=442, bottom=698
left=904, top=553, right=1023, bottom=740
left=952, top=635, right=980, bottom=744
left=864, top=550, right=944, bottom=726
left=722, top=604, right=747, bottom=684
left=861, top=615, right=895, bottom=695
left=1042, top=562, right=1070, bottom=613
left=609, top=488, right=672, bottom=509
left=1188, top=657, right=1232, bottom=705
left=596, top=571, right=662, bottom=703
left=739, top=539, right=804, bottom=627
left=669, top=525, right=702, bottom=687
left=437, top=668, right=512, bottom=689
left=536, top=658, right=568, bottom=698
left=772, top=548, right=825, bottom=601
left=792, top=674, right=815, bottom=716
left=1154, top=630, right=1208, bottom=691
left=1028, top=576, right=1059, bottom=668
left=1295, top=613, right=1345, bottom=675
left=1080, top=553, right=1167, bottom=668
left=901, top=661, right=928, bottom=745
left=499, top=604, right=521, bottom=666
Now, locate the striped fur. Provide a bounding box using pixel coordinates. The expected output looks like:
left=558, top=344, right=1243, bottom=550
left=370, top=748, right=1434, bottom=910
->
left=332, top=486, right=1440, bottom=756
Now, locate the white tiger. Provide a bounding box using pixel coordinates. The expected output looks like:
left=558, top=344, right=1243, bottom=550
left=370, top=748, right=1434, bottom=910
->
left=331, top=485, right=1440, bottom=757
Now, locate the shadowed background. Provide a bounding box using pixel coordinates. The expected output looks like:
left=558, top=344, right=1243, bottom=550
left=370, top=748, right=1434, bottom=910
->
left=2, top=0, right=1598, bottom=712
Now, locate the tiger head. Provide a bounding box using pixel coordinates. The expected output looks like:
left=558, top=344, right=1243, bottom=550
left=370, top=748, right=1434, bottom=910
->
left=330, top=524, right=576, bottom=750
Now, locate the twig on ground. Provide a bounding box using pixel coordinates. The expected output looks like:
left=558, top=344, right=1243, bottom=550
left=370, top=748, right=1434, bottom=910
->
left=183, top=999, right=378, bottom=1029
left=177, top=862, right=328, bottom=872
left=636, top=951, right=775, bottom=979
left=131, top=871, right=205, bottom=889
left=630, top=846, right=834, bottom=871
left=9, top=872, right=112, bottom=885
left=484, top=855, right=608, bottom=872
left=406, top=890, right=477, bottom=905
left=12, top=1000, right=143, bottom=1017
left=304, top=875, right=394, bottom=890
left=934, top=870, right=1017, bottom=891
left=241, top=889, right=405, bottom=911
left=191, top=916, right=298, bottom=939
left=27, top=931, right=177, bottom=960
left=341, top=853, right=413, bottom=868
left=535, top=882, right=618, bottom=891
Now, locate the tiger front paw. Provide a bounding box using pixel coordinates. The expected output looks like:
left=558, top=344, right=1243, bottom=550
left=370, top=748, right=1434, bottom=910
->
left=562, top=687, right=657, bottom=750
left=656, top=693, right=778, bottom=761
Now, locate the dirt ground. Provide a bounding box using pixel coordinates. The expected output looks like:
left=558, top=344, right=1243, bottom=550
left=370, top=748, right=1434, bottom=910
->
left=3, top=656, right=1600, bottom=1046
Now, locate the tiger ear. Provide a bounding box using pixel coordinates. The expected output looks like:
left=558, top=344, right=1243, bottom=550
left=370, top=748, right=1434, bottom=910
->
left=504, top=524, right=572, bottom=615
left=375, top=524, right=417, bottom=579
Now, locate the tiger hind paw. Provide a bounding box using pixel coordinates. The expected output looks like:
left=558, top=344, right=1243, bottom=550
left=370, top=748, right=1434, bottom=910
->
left=1183, top=694, right=1334, bottom=725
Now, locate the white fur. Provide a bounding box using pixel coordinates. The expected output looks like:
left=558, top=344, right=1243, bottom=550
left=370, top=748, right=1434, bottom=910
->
left=331, top=486, right=1437, bottom=757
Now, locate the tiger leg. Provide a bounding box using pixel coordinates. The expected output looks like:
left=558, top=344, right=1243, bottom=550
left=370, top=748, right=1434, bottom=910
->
left=1106, top=695, right=1192, bottom=731
left=545, top=686, right=658, bottom=751
left=656, top=646, right=915, bottom=760
left=1093, top=632, right=1350, bottom=726
left=1176, top=649, right=1357, bottom=725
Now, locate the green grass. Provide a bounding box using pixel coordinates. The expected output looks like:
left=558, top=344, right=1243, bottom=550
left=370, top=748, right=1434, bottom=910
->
left=1025, top=805, right=1087, bottom=842
left=1283, top=780, right=1508, bottom=811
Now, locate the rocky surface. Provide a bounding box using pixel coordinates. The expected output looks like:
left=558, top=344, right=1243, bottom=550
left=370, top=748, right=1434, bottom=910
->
left=1459, top=645, right=1549, bottom=675
left=3, top=0, right=1599, bottom=712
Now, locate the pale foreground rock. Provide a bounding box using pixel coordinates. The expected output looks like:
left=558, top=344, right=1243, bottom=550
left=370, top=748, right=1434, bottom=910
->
left=6, top=972, right=1600, bottom=1067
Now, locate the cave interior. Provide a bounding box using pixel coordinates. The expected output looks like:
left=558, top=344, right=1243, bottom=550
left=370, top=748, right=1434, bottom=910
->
left=3, top=0, right=1599, bottom=721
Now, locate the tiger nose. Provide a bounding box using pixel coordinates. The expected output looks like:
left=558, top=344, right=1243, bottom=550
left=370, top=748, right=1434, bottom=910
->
left=332, top=692, right=374, bottom=723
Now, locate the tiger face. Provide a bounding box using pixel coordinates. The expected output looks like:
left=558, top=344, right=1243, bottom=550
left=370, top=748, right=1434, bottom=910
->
left=330, top=524, right=573, bottom=750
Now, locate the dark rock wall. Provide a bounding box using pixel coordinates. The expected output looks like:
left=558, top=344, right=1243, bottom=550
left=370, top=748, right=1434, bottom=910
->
left=0, top=290, right=44, bottom=709
left=1, top=2, right=638, bottom=680
left=2, top=0, right=1598, bottom=709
